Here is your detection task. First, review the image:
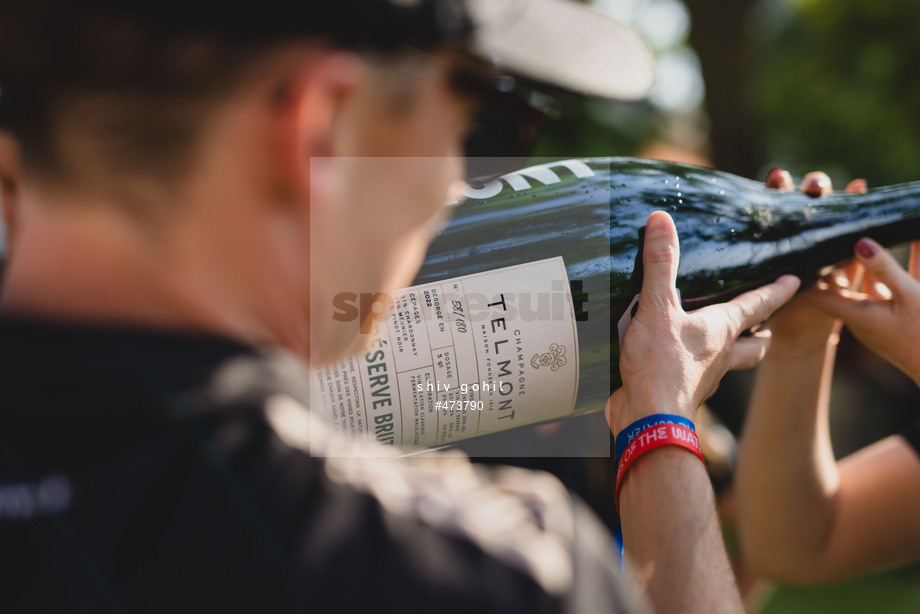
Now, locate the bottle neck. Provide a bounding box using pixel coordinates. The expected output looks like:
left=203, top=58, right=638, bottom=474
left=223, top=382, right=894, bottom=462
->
left=787, top=179, right=920, bottom=244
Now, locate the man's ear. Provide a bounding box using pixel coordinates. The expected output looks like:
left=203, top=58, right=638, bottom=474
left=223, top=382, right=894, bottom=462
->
left=0, top=132, right=22, bottom=247
left=274, top=50, right=362, bottom=207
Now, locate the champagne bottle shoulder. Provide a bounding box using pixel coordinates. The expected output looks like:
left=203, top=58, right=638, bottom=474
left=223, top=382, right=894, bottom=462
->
left=420, top=156, right=920, bottom=309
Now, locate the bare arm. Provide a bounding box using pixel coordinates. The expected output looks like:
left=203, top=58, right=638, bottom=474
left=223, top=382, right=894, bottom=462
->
left=607, top=210, right=799, bottom=613
left=736, top=172, right=920, bottom=583
left=740, top=360, right=920, bottom=583
left=735, top=315, right=842, bottom=582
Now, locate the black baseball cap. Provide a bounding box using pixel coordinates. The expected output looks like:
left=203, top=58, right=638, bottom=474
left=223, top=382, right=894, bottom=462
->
left=70, top=0, right=655, bottom=102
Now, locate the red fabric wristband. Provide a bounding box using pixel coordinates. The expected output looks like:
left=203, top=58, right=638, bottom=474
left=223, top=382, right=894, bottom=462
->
left=615, top=423, right=704, bottom=514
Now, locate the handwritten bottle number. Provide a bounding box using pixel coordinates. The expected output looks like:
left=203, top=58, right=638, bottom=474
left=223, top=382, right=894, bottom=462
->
left=451, top=300, right=468, bottom=334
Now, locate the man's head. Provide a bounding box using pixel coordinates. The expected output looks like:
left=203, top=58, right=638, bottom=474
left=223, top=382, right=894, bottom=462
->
left=0, top=0, right=653, bottom=364
left=0, top=1, right=473, bottom=207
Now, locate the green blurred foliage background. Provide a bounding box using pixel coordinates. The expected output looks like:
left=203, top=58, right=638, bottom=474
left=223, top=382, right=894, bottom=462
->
left=755, top=0, right=920, bottom=186
left=537, top=0, right=920, bottom=186
left=532, top=1, right=920, bottom=612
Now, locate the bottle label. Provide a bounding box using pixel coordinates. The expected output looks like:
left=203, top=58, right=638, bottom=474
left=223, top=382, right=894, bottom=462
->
left=310, top=257, right=580, bottom=450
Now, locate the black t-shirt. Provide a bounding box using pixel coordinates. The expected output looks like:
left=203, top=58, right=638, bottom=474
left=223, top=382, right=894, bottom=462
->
left=0, top=317, right=644, bottom=614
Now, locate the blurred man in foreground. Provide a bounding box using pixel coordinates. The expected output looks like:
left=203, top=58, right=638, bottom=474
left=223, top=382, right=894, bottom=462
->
left=0, top=1, right=798, bottom=612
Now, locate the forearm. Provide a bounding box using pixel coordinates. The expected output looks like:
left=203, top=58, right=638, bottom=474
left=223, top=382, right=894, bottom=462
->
left=609, top=210, right=798, bottom=610
left=620, top=446, right=744, bottom=614
left=735, top=338, right=839, bottom=579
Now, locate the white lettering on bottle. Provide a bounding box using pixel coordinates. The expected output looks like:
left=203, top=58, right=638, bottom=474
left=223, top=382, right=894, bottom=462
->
left=445, top=160, right=596, bottom=205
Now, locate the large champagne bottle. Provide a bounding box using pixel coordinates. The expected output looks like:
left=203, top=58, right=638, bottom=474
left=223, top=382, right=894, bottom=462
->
left=311, top=157, right=920, bottom=453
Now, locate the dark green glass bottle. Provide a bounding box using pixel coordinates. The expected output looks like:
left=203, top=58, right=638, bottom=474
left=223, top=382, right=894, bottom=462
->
left=415, top=157, right=920, bottom=401
left=313, top=157, right=920, bottom=452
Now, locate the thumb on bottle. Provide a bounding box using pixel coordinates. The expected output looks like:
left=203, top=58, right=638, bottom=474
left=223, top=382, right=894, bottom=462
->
left=854, top=238, right=910, bottom=297
left=640, top=211, right=681, bottom=310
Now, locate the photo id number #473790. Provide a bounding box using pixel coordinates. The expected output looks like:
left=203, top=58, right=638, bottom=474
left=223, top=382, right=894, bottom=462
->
left=435, top=400, right=484, bottom=411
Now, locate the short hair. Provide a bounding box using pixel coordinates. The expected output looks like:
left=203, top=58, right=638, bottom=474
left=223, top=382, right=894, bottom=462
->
left=0, top=2, right=311, bottom=199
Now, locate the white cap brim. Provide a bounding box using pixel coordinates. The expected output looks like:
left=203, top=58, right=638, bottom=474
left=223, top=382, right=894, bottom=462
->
left=467, top=0, right=655, bottom=101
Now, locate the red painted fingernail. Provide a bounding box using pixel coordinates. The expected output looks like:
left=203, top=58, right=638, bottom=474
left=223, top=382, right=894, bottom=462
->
left=765, top=167, right=793, bottom=190
left=855, top=238, right=877, bottom=259
left=802, top=171, right=832, bottom=197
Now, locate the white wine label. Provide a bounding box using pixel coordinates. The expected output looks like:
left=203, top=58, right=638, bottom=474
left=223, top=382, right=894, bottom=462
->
left=311, top=257, right=580, bottom=450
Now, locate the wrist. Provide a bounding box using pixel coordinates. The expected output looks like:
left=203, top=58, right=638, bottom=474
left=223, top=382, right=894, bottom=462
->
left=615, top=389, right=697, bottom=433
left=614, top=413, right=697, bottom=465
left=767, top=332, right=839, bottom=361
left=615, top=422, right=704, bottom=513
